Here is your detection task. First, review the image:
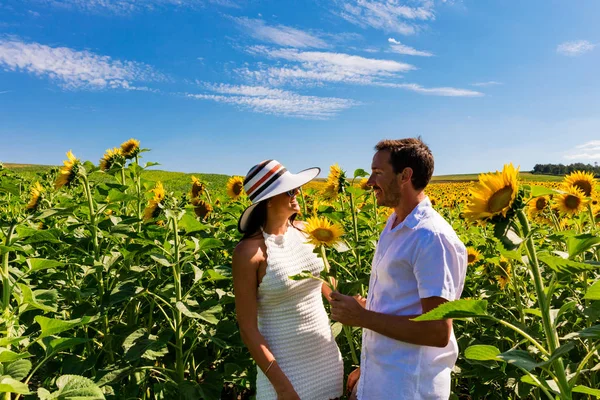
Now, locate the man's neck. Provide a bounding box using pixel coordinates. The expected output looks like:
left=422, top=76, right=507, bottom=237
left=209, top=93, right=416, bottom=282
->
left=392, top=192, right=426, bottom=229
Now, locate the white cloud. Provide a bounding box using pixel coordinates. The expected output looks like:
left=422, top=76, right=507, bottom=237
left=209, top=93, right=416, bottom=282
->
left=557, top=40, right=596, bottom=56
left=471, top=81, right=503, bottom=87
left=0, top=37, right=164, bottom=90
left=380, top=82, right=483, bottom=97
left=242, top=46, right=415, bottom=85
left=388, top=37, right=433, bottom=56
left=0, top=90, right=10, bottom=94
left=36, top=0, right=239, bottom=14
left=187, top=83, right=359, bottom=119
left=336, top=0, right=435, bottom=35
left=232, top=17, right=328, bottom=48
left=564, top=140, right=600, bottom=160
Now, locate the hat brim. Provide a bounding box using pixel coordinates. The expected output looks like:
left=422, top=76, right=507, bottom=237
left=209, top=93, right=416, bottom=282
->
left=238, top=167, right=320, bottom=233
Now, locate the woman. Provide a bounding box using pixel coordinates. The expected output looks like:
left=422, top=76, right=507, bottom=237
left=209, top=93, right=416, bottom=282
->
left=232, top=160, right=343, bottom=400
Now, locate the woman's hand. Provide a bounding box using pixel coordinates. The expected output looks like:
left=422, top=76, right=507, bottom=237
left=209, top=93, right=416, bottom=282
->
left=346, top=367, right=361, bottom=395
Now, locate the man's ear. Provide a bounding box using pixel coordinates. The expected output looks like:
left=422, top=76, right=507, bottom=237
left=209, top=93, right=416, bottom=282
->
left=401, top=167, right=413, bottom=183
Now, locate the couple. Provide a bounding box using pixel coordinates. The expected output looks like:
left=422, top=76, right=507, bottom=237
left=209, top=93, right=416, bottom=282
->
left=232, top=138, right=468, bottom=400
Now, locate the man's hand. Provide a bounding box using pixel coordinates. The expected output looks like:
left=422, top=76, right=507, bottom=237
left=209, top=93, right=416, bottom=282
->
left=346, top=367, right=361, bottom=395
left=329, top=292, right=368, bottom=326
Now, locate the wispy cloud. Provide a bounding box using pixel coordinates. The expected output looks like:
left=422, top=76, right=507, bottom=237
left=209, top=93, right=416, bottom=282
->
left=564, top=140, right=600, bottom=160
left=556, top=40, right=596, bottom=56
left=0, top=37, right=164, bottom=90
left=380, top=82, right=483, bottom=97
left=187, top=83, right=359, bottom=119
left=241, top=46, right=415, bottom=85
left=471, top=81, right=503, bottom=87
left=336, top=0, right=435, bottom=35
left=232, top=17, right=328, bottom=48
left=0, top=90, right=10, bottom=94
left=35, top=0, right=239, bottom=14
left=388, top=38, right=433, bottom=56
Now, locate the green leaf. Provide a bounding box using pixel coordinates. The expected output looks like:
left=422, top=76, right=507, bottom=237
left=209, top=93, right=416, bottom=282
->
left=18, top=284, right=57, bottom=313
left=566, top=234, right=600, bottom=259
left=288, top=270, right=318, bottom=281
left=150, top=254, right=171, bottom=267
left=537, top=253, right=599, bottom=274
left=38, top=375, right=105, bottom=399
left=95, top=367, right=134, bottom=387
left=573, top=385, right=600, bottom=397
left=353, top=168, right=369, bottom=179
left=26, top=258, right=64, bottom=273
left=0, top=348, right=31, bottom=363
left=122, top=329, right=169, bottom=361
left=464, top=345, right=500, bottom=361
left=535, top=342, right=575, bottom=369
left=585, top=280, right=600, bottom=300
left=332, top=240, right=350, bottom=253
left=0, top=181, right=20, bottom=196
left=0, top=337, right=26, bottom=347
left=46, top=338, right=90, bottom=357
left=529, top=186, right=561, bottom=198
left=4, top=359, right=32, bottom=380
left=412, top=299, right=488, bottom=321
left=563, top=324, right=600, bottom=340
left=34, top=316, right=92, bottom=339
left=176, top=302, right=221, bottom=325
left=331, top=322, right=343, bottom=338
left=178, top=213, right=207, bottom=234
left=197, top=238, right=224, bottom=252
left=493, top=218, right=522, bottom=251
left=0, top=376, right=30, bottom=394
left=202, top=269, right=229, bottom=282
left=496, top=349, right=537, bottom=371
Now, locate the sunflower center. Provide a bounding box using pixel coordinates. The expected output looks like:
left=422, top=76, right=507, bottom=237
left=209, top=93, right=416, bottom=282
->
left=313, top=228, right=334, bottom=242
left=233, top=182, right=243, bottom=196
left=574, top=180, right=592, bottom=197
left=565, top=194, right=581, bottom=210
left=487, top=186, right=514, bottom=213
left=467, top=253, right=477, bottom=263
left=535, top=197, right=547, bottom=211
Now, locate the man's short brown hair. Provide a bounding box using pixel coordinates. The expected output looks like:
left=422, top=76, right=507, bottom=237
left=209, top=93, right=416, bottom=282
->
left=375, top=137, right=434, bottom=190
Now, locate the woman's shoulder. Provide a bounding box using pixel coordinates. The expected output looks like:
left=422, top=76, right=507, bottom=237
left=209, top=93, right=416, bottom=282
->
left=292, top=219, right=307, bottom=230
left=234, top=235, right=266, bottom=261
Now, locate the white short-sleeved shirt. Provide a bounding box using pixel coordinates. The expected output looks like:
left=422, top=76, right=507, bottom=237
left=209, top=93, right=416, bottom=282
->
left=357, top=197, right=467, bottom=400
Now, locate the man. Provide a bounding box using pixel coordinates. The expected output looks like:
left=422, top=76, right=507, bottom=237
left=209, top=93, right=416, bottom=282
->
left=330, top=138, right=467, bottom=399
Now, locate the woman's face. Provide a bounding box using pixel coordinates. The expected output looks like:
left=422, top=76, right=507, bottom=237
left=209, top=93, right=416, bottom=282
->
left=268, top=187, right=301, bottom=217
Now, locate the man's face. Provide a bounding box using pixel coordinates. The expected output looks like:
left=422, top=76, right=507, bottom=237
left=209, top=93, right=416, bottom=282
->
left=367, top=150, right=401, bottom=207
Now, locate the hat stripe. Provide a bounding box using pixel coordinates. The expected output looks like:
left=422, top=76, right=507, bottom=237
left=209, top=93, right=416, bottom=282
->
left=246, top=162, right=285, bottom=198
left=243, top=159, right=273, bottom=185
left=244, top=160, right=280, bottom=190
left=249, top=167, right=288, bottom=201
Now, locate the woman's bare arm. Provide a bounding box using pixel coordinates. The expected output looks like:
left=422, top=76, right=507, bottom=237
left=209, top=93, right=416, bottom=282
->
left=232, top=241, right=298, bottom=397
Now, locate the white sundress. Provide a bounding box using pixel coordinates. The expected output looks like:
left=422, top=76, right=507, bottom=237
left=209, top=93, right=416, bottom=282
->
left=255, top=226, right=343, bottom=400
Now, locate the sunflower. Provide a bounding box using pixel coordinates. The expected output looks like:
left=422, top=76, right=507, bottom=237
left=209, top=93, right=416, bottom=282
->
left=463, top=163, right=520, bottom=222
left=495, top=258, right=512, bottom=290
left=466, top=247, right=482, bottom=265
left=143, top=181, right=165, bottom=221
left=304, top=216, right=344, bottom=247
left=528, top=196, right=548, bottom=214
left=554, top=186, right=588, bottom=216
left=226, top=176, right=245, bottom=200
left=55, top=150, right=80, bottom=189
left=26, top=182, right=44, bottom=210
left=190, top=176, right=205, bottom=198
left=563, top=170, right=596, bottom=197
left=193, top=199, right=212, bottom=219
left=99, top=147, right=124, bottom=171
left=150, top=181, right=165, bottom=202
left=355, top=178, right=369, bottom=191
left=322, top=164, right=346, bottom=200
left=120, top=138, right=140, bottom=159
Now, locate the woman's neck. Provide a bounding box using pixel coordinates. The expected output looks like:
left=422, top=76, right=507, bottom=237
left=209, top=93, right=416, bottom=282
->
left=263, top=215, right=290, bottom=236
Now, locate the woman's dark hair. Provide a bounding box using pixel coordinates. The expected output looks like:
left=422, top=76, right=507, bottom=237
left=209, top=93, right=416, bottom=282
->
left=242, top=199, right=300, bottom=240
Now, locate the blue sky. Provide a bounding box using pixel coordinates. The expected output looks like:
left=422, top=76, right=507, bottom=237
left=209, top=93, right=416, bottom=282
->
left=1, top=0, right=599, bottom=177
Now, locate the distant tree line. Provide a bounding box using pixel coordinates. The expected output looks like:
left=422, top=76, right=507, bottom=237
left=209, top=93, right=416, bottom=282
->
left=531, top=162, right=600, bottom=176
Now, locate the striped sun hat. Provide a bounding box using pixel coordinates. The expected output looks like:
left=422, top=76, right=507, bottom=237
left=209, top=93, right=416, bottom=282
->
left=238, top=160, right=320, bottom=233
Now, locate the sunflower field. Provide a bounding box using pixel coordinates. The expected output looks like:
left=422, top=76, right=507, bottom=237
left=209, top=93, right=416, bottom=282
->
left=0, top=142, right=599, bottom=400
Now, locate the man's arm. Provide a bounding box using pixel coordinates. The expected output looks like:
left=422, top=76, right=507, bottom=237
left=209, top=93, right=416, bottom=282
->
left=329, top=294, right=452, bottom=348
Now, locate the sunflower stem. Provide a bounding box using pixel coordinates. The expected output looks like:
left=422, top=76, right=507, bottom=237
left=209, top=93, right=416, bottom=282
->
left=135, top=155, right=142, bottom=232
left=516, top=209, right=571, bottom=399
left=1, top=224, right=16, bottom=341
left=170, top=214, right=185, bottom=385
left=299, top=187, right=308, bottom=216
left=319, top=245, right=336, bottom=291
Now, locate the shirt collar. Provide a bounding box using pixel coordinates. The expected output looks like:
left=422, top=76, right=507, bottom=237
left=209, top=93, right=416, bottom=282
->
left=391, top=196, right=431, bottom=231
